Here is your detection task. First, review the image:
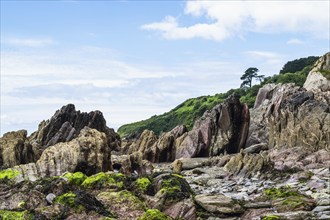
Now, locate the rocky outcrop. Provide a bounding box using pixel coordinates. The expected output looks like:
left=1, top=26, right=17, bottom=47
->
left=247, top=82, right=330, bottom=151
left=29, top=104, right=120, bottom=159
left=248, top=54, right=330, bottom=151
left=7, top=127, right=113, bottom=180
left=176, top=94, right=250, bottom=158
left=304, top=52, right=330, bottom=92
left=0, top=130, right=36, bottom=168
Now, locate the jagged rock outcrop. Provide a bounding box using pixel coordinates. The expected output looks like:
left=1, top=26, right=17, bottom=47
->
left=304, top=52, right=330, bottom=92
left=8, top=127, right=113, bottom=180
left=176, top=94, right=250, bottom=158
left=121, top=125, right=188, bottom=163
left=247, top=82, right=330, bottom=151
left=0, top=104, right=121, bottom=168
left=29, top=104, right=120, bottom=159
left=0, top=130, right=37, bottom=168
left=248, top=53, right=330, bottom=151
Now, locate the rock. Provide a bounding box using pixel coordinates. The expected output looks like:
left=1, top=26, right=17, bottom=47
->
left=46, top=193, right=56, bottom=204
left=304, top=52, right=330, bottom=92
left=5, top=127, right=113, bottom=181
left=247, top=81, right=330, bottom=151
left=111, top=152, right=154, bottom=175
left=243, top=143, right=268, bottom=154
left=0, top=130, right=36, bottom=168
left=261, top=211, right=314, bottom=220
left=171, top=159, right=183, bottom=173
left=176, top=95, right=249, bottom=158
left=96, top=190, right=144, bottom=219
left=122, top=130, right=158, bottom=155
left=224, top=152, right=268, bottom=178
left=194, top=194, right=244, bottom=214
left=29, top=104, right=120, bottom=159
left=312, top=206, right=330, bottom=213
left=163, top=198, right=197, bottom=220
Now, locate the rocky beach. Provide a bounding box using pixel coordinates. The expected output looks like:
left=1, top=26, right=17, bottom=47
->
left=0, top=53, right=329, bottom=220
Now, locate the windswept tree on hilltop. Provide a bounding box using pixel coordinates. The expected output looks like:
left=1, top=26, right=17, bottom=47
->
left=240, top=67, right=264, bottom=88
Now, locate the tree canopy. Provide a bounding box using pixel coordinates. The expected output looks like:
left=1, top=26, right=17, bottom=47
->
left=240, top=67, right=264, bottom=88
left=279, top=56, right=319, bottom=74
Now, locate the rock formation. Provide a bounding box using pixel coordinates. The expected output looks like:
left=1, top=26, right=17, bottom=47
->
left=0, top=104, right=121, bottom=169
left=7, top=127, right=112, bottom=180
left=247, top=53, right=330, bottom=152
left=0, top=130, right=36, bottom=168
left=176, top=94, right=250, bottom=158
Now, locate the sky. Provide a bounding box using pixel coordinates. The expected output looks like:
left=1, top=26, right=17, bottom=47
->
left=1, top=0, right=329, bottom=136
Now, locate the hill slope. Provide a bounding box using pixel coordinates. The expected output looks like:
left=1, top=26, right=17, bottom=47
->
left=117, top=56, right=318, bottom=138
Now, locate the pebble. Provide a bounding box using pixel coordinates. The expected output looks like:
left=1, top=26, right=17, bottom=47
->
left=46, top=193, right=56, bottom=204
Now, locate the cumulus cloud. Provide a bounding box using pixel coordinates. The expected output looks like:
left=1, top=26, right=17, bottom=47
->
left=142, top=1, right=329, bottom=41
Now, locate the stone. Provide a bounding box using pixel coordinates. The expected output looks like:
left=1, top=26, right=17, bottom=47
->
left=46, top=193, right=56, bottom=204
left=0, top=130, right=36, bottom=168
left=163, top=198, right=197, bottom=220
left=243, top=143, right=268, bottom=154
left=313, top=206, right=330, bottom=213
left=172, top=159, right=183, bottom=173
left=194, top=194, right=244, bottom=214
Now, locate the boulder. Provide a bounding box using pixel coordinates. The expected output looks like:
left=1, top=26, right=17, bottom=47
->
left=194, top=194, right=244, bottom=214
left=0, top=130, right=36, bottom=168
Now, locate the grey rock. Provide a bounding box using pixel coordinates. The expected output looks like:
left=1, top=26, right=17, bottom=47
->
left=46, top=193, right=56, bottom=204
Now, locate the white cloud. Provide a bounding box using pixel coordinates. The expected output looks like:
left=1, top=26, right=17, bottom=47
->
left=142, top=1, right=330, bottom=41
left=4, top=37, right=55, bottom=47
left=287, top=38, right=305, bottom=45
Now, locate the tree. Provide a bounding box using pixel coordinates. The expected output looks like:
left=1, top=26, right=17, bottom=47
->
left=240, top=67, right=264, bottom=88
left=279, top=56, right=319, bottom=74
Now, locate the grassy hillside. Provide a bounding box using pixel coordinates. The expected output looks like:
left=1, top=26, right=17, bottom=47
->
left=118, top=57, right=318, bottom=138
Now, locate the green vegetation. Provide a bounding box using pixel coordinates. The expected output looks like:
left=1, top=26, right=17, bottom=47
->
left=135, top=177, right=151, bottom=192
left=279, top=56, right=319, bottom=74
left=240, top=67, right=264, bottom=88
left=155, top=174, right=192, bottom=204
left=0, top=169, right=20, bottom=183
left=262, top=215, right=281, bottom=220
left=0, top=210, right=32, bottom=220
left=138, top=209, right=172, bottom=220
left=264, top=187, right=300, bottom=199
left=118, top=56, right=319, bottom=138
left=98, top=190, right=145, bottom=210
left=54, top=192, right=77, bottom=207
left=64, top=172, right=87, bottom=185
left=320, top=69, right=330, bottom=80
left=81, top=172, right=125, bottom=189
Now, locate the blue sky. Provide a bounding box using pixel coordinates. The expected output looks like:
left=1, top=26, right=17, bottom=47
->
left=1, top=0, right=329, bottom=135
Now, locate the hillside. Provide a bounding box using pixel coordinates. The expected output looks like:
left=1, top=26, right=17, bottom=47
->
left=117, top=56, right=318, bottom=138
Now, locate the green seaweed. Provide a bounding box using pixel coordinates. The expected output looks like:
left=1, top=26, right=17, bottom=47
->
left=63, top=172, right=86, bottom=185
left=0, top=169, right=20, bottom=183
left=0, top=210, right=32, bottom=220
left=138, top=209, right=172, bottom=220
left=262, top=215, right=281, bottom=220
left=135, top=177, right=151, bottom=192
left=81, top=172, right=125, bottom=189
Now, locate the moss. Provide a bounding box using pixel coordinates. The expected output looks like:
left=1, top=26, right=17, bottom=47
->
left=64, top=172, right=87, bottom=185
left=0, top=210, right=32, bottom=220
left=81, top=172, right=125, bottom=189
left=138, top=209, right=172, bottom=220
left=172, top=174, right=183, bottom=178
left=155, top=174, right=192, bottom=204
left=0, top=169, right=20, bottom=183
left=262, top=215, right=281, bottom=220
left=264, top=187, right=299, bottom=199
left=135, top=177, right=151, bottom=192
left=18, top=201, right=26, bottom=209
left=54, top=192, right=86, bottom=213
left=54, top=192, right=77, bottom=207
